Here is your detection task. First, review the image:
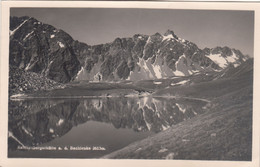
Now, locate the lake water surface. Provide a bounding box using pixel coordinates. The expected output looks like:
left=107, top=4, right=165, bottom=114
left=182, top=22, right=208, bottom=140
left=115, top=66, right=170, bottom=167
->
left=8, top=96, right=207, bottom=158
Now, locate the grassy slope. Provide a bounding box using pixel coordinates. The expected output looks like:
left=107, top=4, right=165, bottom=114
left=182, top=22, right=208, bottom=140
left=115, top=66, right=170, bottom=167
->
left=103, top=70, right=253, bottom=160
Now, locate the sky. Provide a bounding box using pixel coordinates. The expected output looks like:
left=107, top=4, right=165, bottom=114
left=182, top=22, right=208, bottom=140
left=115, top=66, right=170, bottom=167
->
left=10, top=8, right=254, bottom=57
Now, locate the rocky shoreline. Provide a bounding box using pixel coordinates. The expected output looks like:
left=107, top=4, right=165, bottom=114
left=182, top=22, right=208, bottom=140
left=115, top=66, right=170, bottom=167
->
left=9, top=67, right=65, bottom=96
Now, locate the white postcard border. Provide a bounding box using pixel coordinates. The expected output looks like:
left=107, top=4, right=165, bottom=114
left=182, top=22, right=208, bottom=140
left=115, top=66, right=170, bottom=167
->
left=1, top=1, right=259, bottom=167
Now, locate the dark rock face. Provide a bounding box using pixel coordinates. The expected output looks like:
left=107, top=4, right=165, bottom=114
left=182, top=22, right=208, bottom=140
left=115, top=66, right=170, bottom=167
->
left=10, top=16, right=80, bottom=83
left=9, top=16, right=249, bottom=83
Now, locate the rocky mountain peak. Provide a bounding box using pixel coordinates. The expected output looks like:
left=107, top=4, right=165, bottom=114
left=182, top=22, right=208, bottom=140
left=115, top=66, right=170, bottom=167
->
left=153, top=32, right=162, bottom=37
left=163, top=29, right=178, bottom=39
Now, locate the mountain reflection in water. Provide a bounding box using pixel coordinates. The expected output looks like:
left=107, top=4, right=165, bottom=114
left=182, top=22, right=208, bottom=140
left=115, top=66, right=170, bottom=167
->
left=8, top=96, right=207, bottom=158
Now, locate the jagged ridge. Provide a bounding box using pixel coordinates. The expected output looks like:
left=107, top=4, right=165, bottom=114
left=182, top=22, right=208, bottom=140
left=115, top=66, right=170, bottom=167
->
left=9, top=16, right=249, bottom=83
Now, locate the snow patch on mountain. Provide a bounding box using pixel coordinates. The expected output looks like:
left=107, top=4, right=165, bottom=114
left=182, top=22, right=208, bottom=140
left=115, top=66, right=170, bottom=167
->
left=126, top=71, right=133, bottom=80
left=153, top=64, right=163, bottom=78
left=173, top=55, right=186, bottom=76
left=163, top=34, right=175, bottom=41
left=176, top=103, right=186, bottom=114
left=146, top=37, right=151, bottom=44
left=56, top=119, right=64, bottom=126
left=226, top=51, right=238, bottom=63
left=153, top=56, right=175, bottom=78
left=233, top=64, right=239, bottom=68
left=22, top=126, right=33, bottom=137
left=25, top=58, right=42, bottom=71
left=177, top=37, right=186, bottom=43
left=10, top=18, right=30, bottom=36
left=171, top=79, right=189, bottom=86
left=137, top=58, right=155, bottom=78
left=173, top=70, right=185, bottom=76
left=93, top=72, right=102, bottom=82
left=75, top=67, right=84, bottom=80
left=143, top=111, right=152, bottom=131
left=23, top=31, right=34, bottom=41
left=153, top=81, right=162, bottom=85
left=206, top=54, right=227, bottom=68
left=128, top=54, right=176, bottom=80
left=44, top=60, right=54, bottom=75
left=177, top=80, right=189, bottom=85
left=49, top=128, right=54, bottom=133
left=75, top=61, right=102, bottom=81
left=206, top=50, right=245, bottom=69
left=162, top=125, right=170, bottom=131
left=57, top=41, right=65, bottom=48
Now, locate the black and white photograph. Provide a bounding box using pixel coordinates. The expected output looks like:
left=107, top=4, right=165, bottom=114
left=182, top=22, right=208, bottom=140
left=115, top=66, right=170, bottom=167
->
left=1, top=1, right=260, bottom=167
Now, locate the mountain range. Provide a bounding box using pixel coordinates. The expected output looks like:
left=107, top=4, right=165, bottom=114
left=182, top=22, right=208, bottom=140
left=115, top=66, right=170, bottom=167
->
left=9, top=16, right=250, bottom=85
